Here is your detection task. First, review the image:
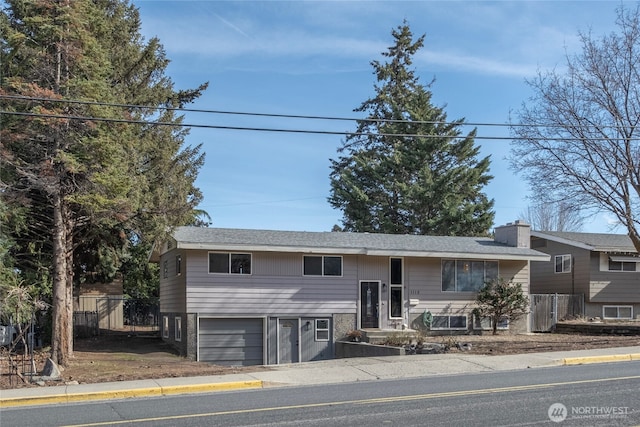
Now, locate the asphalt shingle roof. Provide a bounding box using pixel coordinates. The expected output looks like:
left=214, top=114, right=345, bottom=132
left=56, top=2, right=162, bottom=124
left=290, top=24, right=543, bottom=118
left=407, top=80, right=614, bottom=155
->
left=172, top=226, right=549, bottom=260
left=531, top=231, right=636, bottom=253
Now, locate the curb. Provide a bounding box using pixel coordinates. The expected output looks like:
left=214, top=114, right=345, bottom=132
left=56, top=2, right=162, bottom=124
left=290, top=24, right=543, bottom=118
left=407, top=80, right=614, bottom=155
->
left=0, top=380, right=263, bottom=408
left=561, top=353, right=640, bottom=366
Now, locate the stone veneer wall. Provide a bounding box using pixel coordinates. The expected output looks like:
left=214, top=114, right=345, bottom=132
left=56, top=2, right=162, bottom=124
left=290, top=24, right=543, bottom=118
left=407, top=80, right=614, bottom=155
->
left=333, top=313, right=357, bottom=341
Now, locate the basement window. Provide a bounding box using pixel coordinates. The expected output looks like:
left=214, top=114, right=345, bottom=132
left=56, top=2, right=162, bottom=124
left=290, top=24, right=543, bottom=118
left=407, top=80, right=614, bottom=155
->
left=430, top=315, right=467, bottom=330
left=162, top=316, right=169, bottom=339
left=603, top=306, right=633, bottom=320
left=473, top=314, right=509, bottom=331
left=175, top=316, right=182, bottom=341
left=315, top=319, right=330, bottom=342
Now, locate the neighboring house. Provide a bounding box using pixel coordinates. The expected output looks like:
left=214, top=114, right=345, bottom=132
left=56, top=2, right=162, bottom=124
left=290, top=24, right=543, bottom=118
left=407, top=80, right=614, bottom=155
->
left=530, top=231, right=640, bottom=321
left=74, top=277, right=124, bottom=330
left=154, top=221, right=548, bottom=366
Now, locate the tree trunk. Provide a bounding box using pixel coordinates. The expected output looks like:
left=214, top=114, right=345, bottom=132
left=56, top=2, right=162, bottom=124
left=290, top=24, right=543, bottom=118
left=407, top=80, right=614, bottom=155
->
left=50, top=192, right=72, bottom=366
left=629, top=228, right=640, bottom=254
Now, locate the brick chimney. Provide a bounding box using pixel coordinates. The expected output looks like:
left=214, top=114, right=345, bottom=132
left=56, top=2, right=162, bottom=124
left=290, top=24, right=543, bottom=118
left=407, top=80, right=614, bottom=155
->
left=494, top=220, right=531, bottom=248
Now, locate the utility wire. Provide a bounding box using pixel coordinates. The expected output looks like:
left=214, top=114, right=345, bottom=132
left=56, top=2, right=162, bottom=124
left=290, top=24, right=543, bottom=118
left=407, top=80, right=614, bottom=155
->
left=2, top=95, right=638, bottom=141
left=1, top=94, right=634, bottom=132
left=3, top=109, right=626, bottom=141
left=1, top=94, right=497, bottom=127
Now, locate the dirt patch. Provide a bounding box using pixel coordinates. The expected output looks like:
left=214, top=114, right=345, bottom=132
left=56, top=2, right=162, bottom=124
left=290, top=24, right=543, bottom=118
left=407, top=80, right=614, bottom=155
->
left=447, top=332, right=640, bottom=355
left=2, top=331, right=640, bottom=390
left=1, top=333, right=269, bottom=390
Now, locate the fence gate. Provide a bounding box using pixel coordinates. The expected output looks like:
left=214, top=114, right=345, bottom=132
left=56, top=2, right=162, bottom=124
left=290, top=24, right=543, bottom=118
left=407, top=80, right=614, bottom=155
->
left=74, top=297, right=159, bottom=335
left=530, top=294, right=584, bottom=332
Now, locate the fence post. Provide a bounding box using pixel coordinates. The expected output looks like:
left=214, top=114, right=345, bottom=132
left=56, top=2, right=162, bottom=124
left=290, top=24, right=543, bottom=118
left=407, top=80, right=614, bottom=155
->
left=552, top=293, right=558, bottom=331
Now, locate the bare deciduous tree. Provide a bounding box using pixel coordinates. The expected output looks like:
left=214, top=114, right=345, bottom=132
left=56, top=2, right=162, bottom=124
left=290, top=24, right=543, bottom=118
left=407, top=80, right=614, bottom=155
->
left=520, top=199, right=584, bottom=232
left=510, top=5, right=640, bottom=251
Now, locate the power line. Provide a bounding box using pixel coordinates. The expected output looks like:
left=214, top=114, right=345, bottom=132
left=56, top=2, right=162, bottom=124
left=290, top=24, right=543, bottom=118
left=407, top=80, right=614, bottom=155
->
left=3, top=93, right=634, bottom=132
left=1, top=94, right=638, bottom=141
left=1, top=94, right=502, bottom=127
left=0, top=109, right=602, bottom=141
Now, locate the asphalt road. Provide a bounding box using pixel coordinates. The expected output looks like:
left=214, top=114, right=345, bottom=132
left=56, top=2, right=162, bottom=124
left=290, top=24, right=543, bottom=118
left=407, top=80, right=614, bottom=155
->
left=2, top=362, right=639, bottom=427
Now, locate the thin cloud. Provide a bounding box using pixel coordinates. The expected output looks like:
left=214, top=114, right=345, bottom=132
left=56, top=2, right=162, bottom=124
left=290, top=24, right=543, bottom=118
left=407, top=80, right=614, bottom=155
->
left=213, top=13, right=252, bottom=39
left=419, top=50, right=537, bottom=79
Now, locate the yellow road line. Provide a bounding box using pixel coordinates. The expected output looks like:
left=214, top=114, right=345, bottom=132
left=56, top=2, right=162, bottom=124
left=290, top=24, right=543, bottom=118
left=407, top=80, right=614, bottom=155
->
left=64, top=375, right=640, bottom=427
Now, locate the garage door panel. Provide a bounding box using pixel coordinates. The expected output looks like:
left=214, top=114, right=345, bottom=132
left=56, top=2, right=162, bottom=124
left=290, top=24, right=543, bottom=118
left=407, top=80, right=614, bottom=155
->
left=198, top=318, right=264, bottom=366
left=199, top=334, right=263, bottom=347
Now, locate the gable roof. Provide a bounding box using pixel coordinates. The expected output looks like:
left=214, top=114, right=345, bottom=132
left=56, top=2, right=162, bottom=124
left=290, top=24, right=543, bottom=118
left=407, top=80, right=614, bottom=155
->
left=531, top=231, right=637, bottom=253
left=169, top=226, right=549, bottom=261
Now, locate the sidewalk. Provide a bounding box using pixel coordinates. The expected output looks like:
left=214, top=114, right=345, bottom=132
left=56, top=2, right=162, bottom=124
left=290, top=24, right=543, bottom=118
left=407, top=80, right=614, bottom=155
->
left=2, top=346, right=640, bottom=408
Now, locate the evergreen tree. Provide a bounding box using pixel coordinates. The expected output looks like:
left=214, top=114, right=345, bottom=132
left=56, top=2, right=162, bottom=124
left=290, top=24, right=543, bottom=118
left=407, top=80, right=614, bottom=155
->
left=329, top=23, right=494, bottom=236
left=1, top=0, right=206, bottom=365
left=473, top=278, right=529, bottom=335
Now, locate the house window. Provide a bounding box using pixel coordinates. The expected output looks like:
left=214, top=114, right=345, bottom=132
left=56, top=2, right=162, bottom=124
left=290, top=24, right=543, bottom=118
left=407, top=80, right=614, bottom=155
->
left=473, top=314, right=509, bottom=331
left=303, top=256, right=342, bottom=276
left=389, top=257, right=403, bottom=319
left=441, top=260, right=498, bottom=292
left=175, top=316, right=182, bottom=341
left=431, top=315, right=468, bottom=330
left=555, top=254, right=571, bottom=273
left=163, top=261, right=168, bottom=279
left=603, top=306, right=633, bottom=319
left=162, top=316, right=169, bottom=339
left=175, top=255, right=182, bottom=275
left=315, top=319, right=330, bottom=341
left=390, top=258, right=402, bottom=284
left=209, top=252, right=251, bottom=274
left=608, top=257, right=638, bottom=272
left=390, top=287, right=403, bottom=319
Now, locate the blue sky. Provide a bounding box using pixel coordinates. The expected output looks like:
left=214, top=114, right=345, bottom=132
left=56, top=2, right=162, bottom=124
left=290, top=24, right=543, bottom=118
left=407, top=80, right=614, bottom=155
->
left=133, top=0, right=630, bottom=233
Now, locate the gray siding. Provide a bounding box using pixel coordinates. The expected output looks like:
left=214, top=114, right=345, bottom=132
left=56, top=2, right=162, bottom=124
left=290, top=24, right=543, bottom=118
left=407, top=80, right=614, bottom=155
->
left=406, top=258, right=530, bottom=315
left=590, top=253, right=640, bottom=302
left=185, top=250, right=356, bottom=315
left=529, top=240, right=591, bottom=296
left=356, top=255, right=388, bottom=281
left=530, top=239, right=639, bottom=303
left=159, top=249, right=186, bottom=313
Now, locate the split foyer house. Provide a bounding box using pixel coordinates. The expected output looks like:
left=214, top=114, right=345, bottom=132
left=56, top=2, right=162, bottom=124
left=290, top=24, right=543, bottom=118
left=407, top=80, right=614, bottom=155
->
left=155, top=221, right=548, bottom=366
left=530, top=231, right=640, bottom=321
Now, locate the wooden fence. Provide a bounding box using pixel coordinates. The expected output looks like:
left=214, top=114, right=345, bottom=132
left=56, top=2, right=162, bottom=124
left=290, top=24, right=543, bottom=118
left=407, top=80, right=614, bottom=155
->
left=530, top=293, right=584, bottom=332
left=73, top=297, right=159, bottom=335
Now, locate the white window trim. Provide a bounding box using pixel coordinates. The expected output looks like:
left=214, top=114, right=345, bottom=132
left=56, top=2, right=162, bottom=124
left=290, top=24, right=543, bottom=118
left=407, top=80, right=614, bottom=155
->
left=441, top=259, right=499, bottom=293
left=430, top=315, right=468, bottom=331
left=163, top=260, right=168, bottom=279
left=175, top=316, right=182, bottom=341
left=208, top=252, right=252, bottom=275
left=315, top=319, right=330, bottom=342
left=602, top=305, right=633, bottom=320
left=473, top=315, right=509, bottom=331
left=175, top=255, right=182, bottom=276
left=390, top=257, right=403, bottom=285
left=389, top=285, right=403, bottom=319
left=162, top=316, right=169, bottom=339
left=302, top=255, right=343, bottom=277
left=555, top=254, right=572, bottom=273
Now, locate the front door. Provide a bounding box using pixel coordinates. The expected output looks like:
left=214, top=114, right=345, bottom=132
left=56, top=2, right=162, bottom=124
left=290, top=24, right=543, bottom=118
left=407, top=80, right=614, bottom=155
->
left=278, top=318, right=299, bottom=363
left=360, top=281, right=380, bottom=328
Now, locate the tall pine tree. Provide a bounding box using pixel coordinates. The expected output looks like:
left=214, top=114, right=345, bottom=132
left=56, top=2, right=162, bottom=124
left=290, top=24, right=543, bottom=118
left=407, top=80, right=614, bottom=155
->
left=329, top=23, right=494, bottom=236
left=1, top=0, right=206, bottom=365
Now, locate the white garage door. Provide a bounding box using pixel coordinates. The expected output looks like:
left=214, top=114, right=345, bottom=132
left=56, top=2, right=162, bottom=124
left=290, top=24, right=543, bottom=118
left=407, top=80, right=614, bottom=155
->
left=198, top=318, right=264, bottom=366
